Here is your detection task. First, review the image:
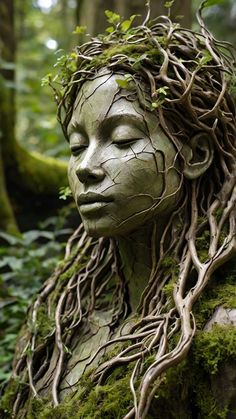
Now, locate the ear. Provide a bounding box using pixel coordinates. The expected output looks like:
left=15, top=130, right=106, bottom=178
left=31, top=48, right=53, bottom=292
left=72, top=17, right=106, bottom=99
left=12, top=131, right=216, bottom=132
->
left=181, top=133, right=214, bottom=180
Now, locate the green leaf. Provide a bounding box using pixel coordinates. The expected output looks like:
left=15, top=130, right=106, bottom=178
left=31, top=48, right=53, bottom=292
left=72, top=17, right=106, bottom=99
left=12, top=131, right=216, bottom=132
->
left=41, top=73, right=52, bottom=86
left=151, top=102, right=159, bottom=109
left=0, top=257, right=23, bottom=271
left=115, top=75, right=134, bottom=90
left=202, top=0, right=226, bottom=8
left=198, top=50, right=212, bottom=66
left=0, top=232, right=22, bottom=245
left=165, top=0, right=175, bottom=8
left=22, top=230, right=53, bottom=245
left=105, top=26, right=114, bottom=34
left=0, top=60, right=15, bottom=70
left=115, top=79, right=130, bottom=89
left=121, top=20, right=132, bottom=31
left=73, top=25, right=87, bottom=35
left=59, top=186, right=72, bottom=200
left=156, top=87, right=169, bottom=96
left=105, top=10, right=120, bottom=25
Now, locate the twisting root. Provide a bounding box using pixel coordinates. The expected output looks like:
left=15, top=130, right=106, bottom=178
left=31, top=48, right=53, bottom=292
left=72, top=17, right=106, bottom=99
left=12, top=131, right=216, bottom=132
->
left=11, top=3, right=236, bottom=418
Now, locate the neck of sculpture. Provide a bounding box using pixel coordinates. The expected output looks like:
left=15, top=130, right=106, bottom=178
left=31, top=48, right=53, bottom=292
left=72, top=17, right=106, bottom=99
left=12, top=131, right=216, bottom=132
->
left=116, top=220, right=159, bottom=312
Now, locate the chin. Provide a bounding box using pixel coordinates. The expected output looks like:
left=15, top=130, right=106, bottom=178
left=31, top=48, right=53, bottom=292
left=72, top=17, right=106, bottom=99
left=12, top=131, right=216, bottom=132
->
left=83, top=219, right=146, bottom=239
left=83, top=221, right=114, bottom=238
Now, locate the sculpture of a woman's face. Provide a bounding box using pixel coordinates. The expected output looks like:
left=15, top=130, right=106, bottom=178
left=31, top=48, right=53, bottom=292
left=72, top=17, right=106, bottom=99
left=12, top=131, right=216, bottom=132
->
left=68, top=72, right=181, bottom=237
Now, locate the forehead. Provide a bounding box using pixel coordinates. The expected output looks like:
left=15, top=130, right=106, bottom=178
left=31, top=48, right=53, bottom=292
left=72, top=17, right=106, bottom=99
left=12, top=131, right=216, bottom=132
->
left=70, top=72, right=156, bottom=130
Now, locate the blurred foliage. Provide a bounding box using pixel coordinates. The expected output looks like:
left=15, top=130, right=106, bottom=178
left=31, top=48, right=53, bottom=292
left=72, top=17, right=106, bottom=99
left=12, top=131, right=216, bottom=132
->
left=15, top=0, right=236, bottom=159
left=0, top=208, right=73, bottom=384
left=15, top=0, right=77, bottom=159
left=193, top=0, right=236, bottom=45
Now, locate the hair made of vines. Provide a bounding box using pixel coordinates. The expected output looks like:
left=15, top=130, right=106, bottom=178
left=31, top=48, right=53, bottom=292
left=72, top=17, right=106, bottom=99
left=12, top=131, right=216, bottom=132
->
left=12, top=2, right=236, bottom=418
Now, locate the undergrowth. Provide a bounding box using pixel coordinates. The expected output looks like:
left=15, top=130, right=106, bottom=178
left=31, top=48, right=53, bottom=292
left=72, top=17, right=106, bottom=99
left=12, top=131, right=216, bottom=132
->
left=0, top=206, right=74, bottom=385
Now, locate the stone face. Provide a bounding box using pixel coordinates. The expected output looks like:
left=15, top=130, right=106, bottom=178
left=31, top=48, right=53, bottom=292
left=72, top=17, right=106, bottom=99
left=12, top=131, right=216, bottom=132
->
left=204, top=306, right=236, bottom=330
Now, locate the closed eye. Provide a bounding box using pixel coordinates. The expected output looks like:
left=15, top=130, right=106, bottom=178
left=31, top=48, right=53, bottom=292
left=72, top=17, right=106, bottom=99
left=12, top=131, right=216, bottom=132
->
left=70, top=145, right=87, bottom=156
left=113, top=138, right=142, bottom=147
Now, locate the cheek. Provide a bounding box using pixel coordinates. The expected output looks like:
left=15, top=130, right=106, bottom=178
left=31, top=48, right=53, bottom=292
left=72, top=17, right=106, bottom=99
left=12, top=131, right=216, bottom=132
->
left=67, top=160, right=81, bottom=198
left=104, top=150, right=164, bottom=196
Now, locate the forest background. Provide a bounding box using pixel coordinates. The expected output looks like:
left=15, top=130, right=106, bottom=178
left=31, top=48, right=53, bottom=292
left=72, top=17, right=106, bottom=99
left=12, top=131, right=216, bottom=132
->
left=0, top=0, right=235, bottom=389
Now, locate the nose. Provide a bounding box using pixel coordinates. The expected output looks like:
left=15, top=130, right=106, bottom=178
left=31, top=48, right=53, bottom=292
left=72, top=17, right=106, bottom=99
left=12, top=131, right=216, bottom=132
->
left=76, top=165, right=105, bottom=184
left=75, top=147, right=105, bottom=184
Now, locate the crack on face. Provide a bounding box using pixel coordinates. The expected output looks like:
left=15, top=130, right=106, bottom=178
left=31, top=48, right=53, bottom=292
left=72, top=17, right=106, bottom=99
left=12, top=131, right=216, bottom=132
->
left=67, top=72, right=182, bottom=237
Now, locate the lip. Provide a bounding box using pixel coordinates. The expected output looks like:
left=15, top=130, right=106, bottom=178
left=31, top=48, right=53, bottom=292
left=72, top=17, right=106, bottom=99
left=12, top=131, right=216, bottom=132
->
left=77, top=192, right=113, bottom=206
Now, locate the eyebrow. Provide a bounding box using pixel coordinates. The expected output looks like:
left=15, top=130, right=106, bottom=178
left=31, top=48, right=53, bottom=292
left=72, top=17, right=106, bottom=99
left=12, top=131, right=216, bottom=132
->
left=100, top=114, right=146, bottom=132
left=67, top=121, right=86, bottom=137
left=67, top=113, right=147, bottom=137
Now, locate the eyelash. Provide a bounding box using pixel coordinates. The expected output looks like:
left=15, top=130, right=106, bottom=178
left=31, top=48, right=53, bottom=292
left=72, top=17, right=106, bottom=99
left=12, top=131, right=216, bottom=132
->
left=112, top=138, right=140, bottom=147
left=70, top=138, right=141, bottom=155
left=70, top=145, right=86, bottom=156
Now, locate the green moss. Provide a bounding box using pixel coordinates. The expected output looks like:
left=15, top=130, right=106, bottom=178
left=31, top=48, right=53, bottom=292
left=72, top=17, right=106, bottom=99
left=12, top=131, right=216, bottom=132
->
left=87, top=43, right=165, bottom=74
left=34, top=303, right=55, bottom=342
left=193, top=324, right=236, bottom=374
left=189, top=325, right=236, bottom=418
left=27, top=397, right=51, bottom=419
left=0, top=377, right=26, bottom=417
left=194, top=270, right=236, bottom=327
left=2, top=254, right=236, bottom=418
left=89, top=44, right=148, bottom=68
left=27, top=364, right=133, bottom=419
left=195, top=230, right=210, bottom=262
left=59, top=263, right=78, bottom=282
left=146, top=360, right=193, bottom=419
left=13, top=143, right=68, bottom=196
left=194, top=380, right=229, bottom=419
left=3, top=321, right=236, bottom=418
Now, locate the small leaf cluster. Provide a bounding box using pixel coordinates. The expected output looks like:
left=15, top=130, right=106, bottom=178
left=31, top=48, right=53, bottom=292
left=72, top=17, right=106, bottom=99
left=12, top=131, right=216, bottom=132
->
left=59, top=186, right=73, bottom=200
left=105, top=10, right=139, bottom=34
left=151, top=87, right=170, bottom=109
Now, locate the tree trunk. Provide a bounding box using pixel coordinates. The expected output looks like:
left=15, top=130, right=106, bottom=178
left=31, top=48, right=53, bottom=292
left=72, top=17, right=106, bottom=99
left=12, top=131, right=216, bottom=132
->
left=0, top=145, right=19, bottom=235
left=0, top=0, right=67, bottom=234
left=76, top=0, right=192, bottom=36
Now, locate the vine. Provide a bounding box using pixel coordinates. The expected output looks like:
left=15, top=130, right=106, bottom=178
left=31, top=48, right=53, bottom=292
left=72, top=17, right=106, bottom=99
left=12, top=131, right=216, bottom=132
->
left=3, top=2, right=236, bottom=418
